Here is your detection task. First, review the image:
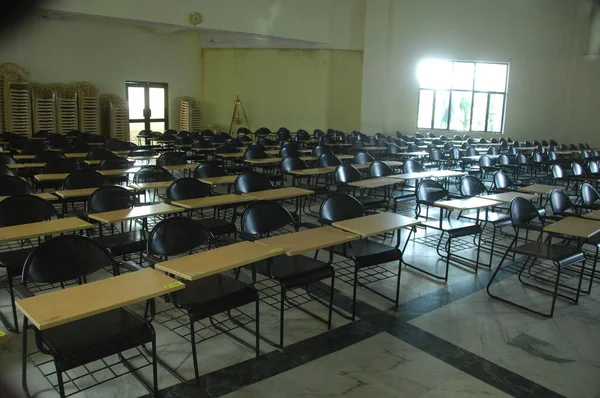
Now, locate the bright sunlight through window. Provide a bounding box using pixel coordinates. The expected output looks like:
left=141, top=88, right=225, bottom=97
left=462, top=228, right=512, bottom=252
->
left=416, top=60, right=508, bottom=133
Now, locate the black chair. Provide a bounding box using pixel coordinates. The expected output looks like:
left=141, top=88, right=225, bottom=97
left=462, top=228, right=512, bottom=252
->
left=86, top=147, right=117, bottom=161
left=193, top=163, right=227, bottom=178
left=166, top=178, right=236, bottom=239
left=313, top=145, right=333, bottom=158
left=133, top=165, right=175, bottom=202
left=280, top=147, right=301, bottom=158
left=62, top=169, right=107, bottom=190
left=486, top=197, right=586, bottom=317
left=318, top=193, right=403, bottom=319
left=403, top=159, right=424, bottom=173
left=241, top=201, right=334, bottom=348
left=88, top=186, right=147, bottom=264
left=353, top=151, right=375, bottom=165
left=0, top=175, right=34, bottom=195
left=157, top=151, right=187, bottom=166
left=0, top=153, right=18, bottom=166
left=580, top=182, right=600, bottom=211
left=20, top=140, right=50, bottom=155
left=33, top=151, right=67, bottom=163
left=233, top=171, right=272, bottom=194
left=17, top=235, right=158, bottom=397
left=98, top=157, right=134, bottom=184
left=0, top=164, right=15, bottom=176
left=0, top=195, right=58, bottom=333
left=426, top=149, right=445, bottom=169
left=318, top=153, right=342, bottom=168
left=407, top=180, right=482, bottom=280
left=549, top=188, right=579, bottom=219
left=334, top=164, right=388, bottom=211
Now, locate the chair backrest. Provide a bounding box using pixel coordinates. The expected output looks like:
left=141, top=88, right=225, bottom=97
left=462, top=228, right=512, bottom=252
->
left=166, top=178, right=211, bottom=200
left=133, top=165, right=174, bottom=183
left=280, top=147, right=301, bottom=158
left=588, top=161, right=599, bottom=175
left=465, top=146, right=478, bottom=156
left=516, top=153, right=527, bottom=164
left=98, top=157, right=133, bottom=170
left=244, top=148, right=267, bottom=160
left=70, top=142, right=92, bottom=153
left=416, top=179, right=448, bottom=205
left=459, top=175, right=488, bottom=197
left=193, top=163, right=227, bottom=178
left=0, top=164, right=14, bottom=176
left=233, top=171, right=272, bottom=193
left=404, top=159, right=424, bottom=173
left=479, top=155, right=494, bottom=167
left=241, top=201, right=294, bottom=236
left=62, top=169, right=107, bottom=190
left=319, top=193, right=364, bottom=224
left=551, top=164, right=565, bottom=179
left=493, top=171, right=512, bottom=190
left=87, top=185, right=137, bottom=213
left=192, top=138, right=213, bottom=149
left=354, top=151, right=375, bottom=165
left=507, top=146, right=518, bottom=156
left=313, top=145, right=333, bottom=158
left=487, top=146, right=500, bottom=155
left=157, top=151, right=187, bottom=166
left=318, top=153, right=342, bottom=167
left=549, top=189, right=574, bottom=215
left=0, top=175, right=34, bottom=195
left=386, top=144, right=402, bottom=155
left=281, top=156, right=307, bottom=173
left=22, top=235, right=117, bottom=285
left=21, top=140, right=50, bottom=155
left=0, top=153, right=17, bottom=165
left=296, top=130, right=311, bottom=141
left=86, top=147, right=117, bottom=160
left=429, top=149, right=444, bottom=161
left=509, top=197, right=541, bottom=227
left=335, top=164, right=362, bottom=184
left=449, top=147, right=462, bottom=160
left=320, top=134, right=335, bottom=145
left=33, top=151, right=67, bottom=163
left=0, top=195, right=57, bottom=227
left=257, top=137, right=275, bottom=146
left=571, top=162, right=585, bottom=176
left=498, top=154, right=510, bottom=166
left=369, top=160, right=393, bottom=177
left=147, top=217, right=209, bottom=258
left=581, top=182, right=600, bottom=206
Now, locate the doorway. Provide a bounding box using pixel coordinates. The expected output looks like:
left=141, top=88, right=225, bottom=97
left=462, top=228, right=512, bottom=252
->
left=126, top=81, right=168, bottom=142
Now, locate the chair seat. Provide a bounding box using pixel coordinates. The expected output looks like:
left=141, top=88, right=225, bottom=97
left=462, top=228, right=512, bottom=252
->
left=40, top=308, right=153, bottom=371
left=462, top=211, right=511, bottom=225
left=510, top=242, right=584, bottom=265
left=174, top=274, right=257, bottom=320
left=422, top=219, right=482, bottom=238
left=197, top=217, right=236, bottom=236
left=331, top=240, right=401, bottom=268
left=0, top=248, right=33, bottom=276
left=254, top=256, right=334, bottom=289
left=94, top=230, right=147, bottom=256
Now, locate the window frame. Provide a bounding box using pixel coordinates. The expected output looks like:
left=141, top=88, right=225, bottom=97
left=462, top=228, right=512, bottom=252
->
left=415, top=60, right=509, bottom=134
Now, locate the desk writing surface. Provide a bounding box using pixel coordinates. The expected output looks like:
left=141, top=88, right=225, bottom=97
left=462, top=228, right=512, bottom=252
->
left=54, top=188, right=98, bottom=199
left=348, top=177, right=398, bottom=189
left=517, top=184, right=562, bottom=195
left=482, top=192, right=537, bottom=203
left=192, top=147, right=216, bottom=152
left=332, top=213, right=421, bottom=237
left=171, top=194, right=253, bottom=209
left=217, top=153, right=244, bottom=158
left=198, top=175, right=238, bottom=185
left=14, top=155, right=35, bottom=160
left=336, top=155, right=354, bottom=160
left=388, top=171, right=433, bottom=180
left=98, top=167, right=140, bottom=176
left=544, top=217, right=600, bottom=239
left=65, top=153, right=88, bottom=159
left=130, top=181, right=173, bottom=190
left=242, top=187, right=314, bottom=201
left=88, top=203, right=182, bottom=224
left=6, top=163, right=46, bottom=169
left=429, top=170, right=467, bottom=178
left=584, top=209, right=600, bottom=221
left=0, top=217, right=92, bottom=243
left=400, top=152, right=428, bottom=156
left=256, top=226, right=360, bottom=256
left=434, top=197, right=501, bottom=211
left=156, top=241, right=282, bottom=280
left=127, top=155, right=160, bottom=161
left=16, top=268, right=184, bottom=330
left=0, top=192, right=57, bottom=202
left=287, top=167, right=336, bottom=176
left=34, top=173, right=68, bottom=182
left=244, top=157, right=283, bottom=165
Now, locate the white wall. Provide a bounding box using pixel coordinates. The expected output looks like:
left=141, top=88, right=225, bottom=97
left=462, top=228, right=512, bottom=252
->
left=0, top=16, right=202, bottom=131
left=361, top=0, right=598, bottom=145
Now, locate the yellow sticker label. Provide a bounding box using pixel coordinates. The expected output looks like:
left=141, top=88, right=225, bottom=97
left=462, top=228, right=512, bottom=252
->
left=269, top=248, right=284, bottom=253
left=0, top=330, right=6, bottom=337
left=164, top=281, right=184, bottom=289
left=347, top=234, right=360, bottom=239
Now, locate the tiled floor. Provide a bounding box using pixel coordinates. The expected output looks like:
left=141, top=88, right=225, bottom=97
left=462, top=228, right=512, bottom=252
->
left=0, top=180, right=598, bottom=397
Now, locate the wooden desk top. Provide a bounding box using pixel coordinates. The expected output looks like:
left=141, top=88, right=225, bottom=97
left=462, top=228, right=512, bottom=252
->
left=482, top=192, right=537, bottom=203
left=34, top=173, right=68, bottom=182
left=130, top=181, right=173, bottom=190
left=14, top=155, right=35, bottom=160
left=348, top=177, right=399, bottom=189
left=332, top=213, right=421, bottom=237
left=54, top=188, right=100, bottom=199
left=388, top=171, right=433, bottom=180
left=462, top=155, right=500, bottom=161
left=337, top=155, right=354, bottom=160
left=65, top=153, right=88, bottom=159
left=363, top=146, right=386, bottom=151
left=84, top=160, right=101, bottom=166
left=429, top=170, right=468, bottom=178
left=163, top=163, right=197, bottom=171
left=434, top=197, right=501, bottom=211
left=191, top=147, right=216, bottom=152
left=0, top=217, right=92, bottom=243
left=400, top=151, right=429, bottom=156
left=518, top=184, right=562, bottom=195
left=156, top=241, right=282, bottom=280
left=287, top=167, right=337, bottom=176
left=127, top=155, right=160, bottom=161
left=171, top=194, right=253, bottom=209
left=98, top=167, right=140, bottom=176
left=257, top=226, right=360, bottom=256
left=6, top=163, right=46, bottom=169
left=0, top=192, right=58, bottom=202
left=242, top=187, right=314, bottom=200
left=198, top=175, right=238, bottom=185
left=544, top=217, right=600, bottom=239
left=216, top=152, right=244, bottom=158
left=583, top=209, right=600, bottom=221
left=88, top=203, right=182, bottom=224
left=244, top=157, right=283, bottom=165
left=16, top=268, right=184, bottom=330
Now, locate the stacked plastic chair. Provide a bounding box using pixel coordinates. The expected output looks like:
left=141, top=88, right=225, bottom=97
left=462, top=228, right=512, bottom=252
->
left=49, top=83, right=78, bottom=134
left=100, top=94, right=130, bottom=141
left=30, top=84, right=56, bottom=133
left=0, top=63, right=32, bottom=136
left=179, top=97, right=201, bottom=132
left=74, top=82, right=100, bottom=135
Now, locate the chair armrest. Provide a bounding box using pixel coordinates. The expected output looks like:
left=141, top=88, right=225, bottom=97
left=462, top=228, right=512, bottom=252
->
left=14, top=284, right=34, bottom=299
